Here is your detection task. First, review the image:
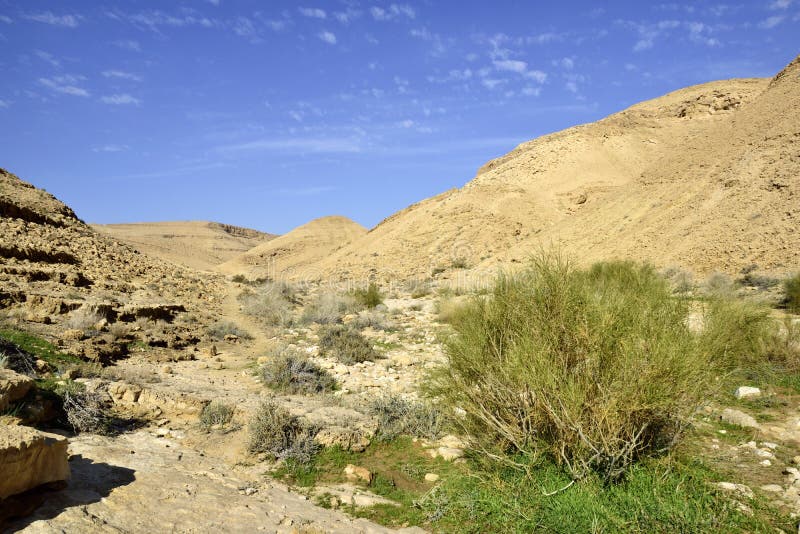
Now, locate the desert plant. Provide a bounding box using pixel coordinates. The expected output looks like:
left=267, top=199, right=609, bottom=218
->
left=60, top=382, right=110, bottom=434
left=407, top=278, right=433, bottom=299
left=301, top=292, right=358, bottom=325
left=207, top=321, right=253, bottom=341
left=736, top=265, right=780, bottom=290
left=318, top=325, right=380, bottom=364
left=238, top=284, right=295, bottom=327
left=352, top=283, right=383, bottom=309
left=703, top=272, right=734, bottom=296
left=368, top=394, right=445, bottom=441
left=351, top=309, right=394, bottom=331
left=200, top=400, right=234, bottom=428
left=64, top=305, right=105, bottom=331
left=428, top=255, right=712, bottom=482
left=259, top=346, right=336, bottom=394
left=451, top=257, right=469, bottom=269
left=248, top=399, right=319, bottom=463
left=783, top=273, right=800, bottom=313
left=435, top=296, right=471, bottom=325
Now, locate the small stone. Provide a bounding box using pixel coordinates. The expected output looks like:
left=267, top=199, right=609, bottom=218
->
left=760, top=459, right=772, bottom=467
left=734, top=386, right=761, bottom=400
left=755, top=449, right=775, bottom=459
left=720, top=408, right=760, bottom=430
left=760, top=442, right=778, bottom=450
left=161, top=366, right=173, bottom=374
left=793, top=456, right=800, bottom=465
left=329, top=496, right=340, bottom=509
left=424, top=473, right=440, bottom=482
left=760, top=484, right=783, bottom=493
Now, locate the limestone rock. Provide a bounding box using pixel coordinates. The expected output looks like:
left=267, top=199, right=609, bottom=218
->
left=0, top=425, right=70, bottom=500
left=720, top=408, right=760, bottom=429
left=0, top=369, right=34, bottom=411
left=344, top=464, right=372, bottom=484
left=734, top=386, right=761, bottom=400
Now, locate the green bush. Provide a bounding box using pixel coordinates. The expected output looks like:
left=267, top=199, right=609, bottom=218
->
left=200, top=400, right=234, bottom=428
left=428, top=255, right=711, bottom=481
left=259, top=346, right=336, bottom=394
left=783, top=272, right=800, bottom=313
left=248, top=399, right=319, bottom=463
left=318, top=325, right=380, bottom=364
left=368, top=394, right=445, bottom=441
left=352, top=283, right=383, bottom=309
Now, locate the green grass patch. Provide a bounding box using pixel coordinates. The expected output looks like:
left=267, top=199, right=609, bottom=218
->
left=0, top=328, right=81, bottom=368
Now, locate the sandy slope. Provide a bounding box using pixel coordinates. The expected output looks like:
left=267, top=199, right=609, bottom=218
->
left=93, top=221, right=275, bottom=271
left=239, top=54, right=798, bottom=283
left=217, top=215, right=367, bottom=282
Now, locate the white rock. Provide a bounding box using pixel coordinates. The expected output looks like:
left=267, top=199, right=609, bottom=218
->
left=424, top=473, right=440, bottom=482
left=720, top=408, right=760, bottom=429
left=734, top=386, right=761, bottom=400
left=760, top=484, right=783, bottom=493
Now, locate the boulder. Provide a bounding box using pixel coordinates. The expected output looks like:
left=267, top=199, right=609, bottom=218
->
left=0, top=369, right=35, bottom=411
left=344, top=464, right=373, bottom=484
left=0, top=425, right=70, bottom=500
left=734, top=386, right=762, bottom=400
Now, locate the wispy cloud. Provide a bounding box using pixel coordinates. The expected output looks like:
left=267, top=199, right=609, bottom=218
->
left=35, top=50, right=61, bottom=68
left=219, top=137, right=362, bottom=154
left=92, top=144, right=129, bottom=153
left=0, top=99, right=10, bottom=108
left=113, top=39, right=141, bottom=52
left=493, top=59, right=527, bottom=73
left=769, top=0, right=792, bottom=9
left=39, top=75, right=90, bottom=97
left=370, top=4, right=416, bottom=21
left=0, top=15, right=12, bottom=24
left=333, top=8, right=361, bottom=23
left=101, top=93, right=141, bottom=105
left=102, top=70, right=142, bottom=82
left=107, top=9, right=216, bottom=32
left=299, top=7, right=326, bottom=19
left=24, top=11, right=82, bottom=28
left=318, top=30, right=337, bottom=44
left=759, top=15, right=785, bottom=28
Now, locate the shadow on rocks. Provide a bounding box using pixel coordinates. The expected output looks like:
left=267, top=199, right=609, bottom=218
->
left=1, top=455, right=136, bottom=532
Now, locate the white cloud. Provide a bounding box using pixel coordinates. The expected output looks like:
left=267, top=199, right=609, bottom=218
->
left=108, top=10, right=216, bottom=32
left=493, top=59, right=527, bottom=73
left=101, top=93, right=141, bottom=105
left=92, top=144, right=129, bottom=153
left=521, top=87, right=541, bottom=97
left=114, top=39, right=141, bottom=52
left=39, top=75, right=90, bottom=97
left=370, top=4, right=416, bottom=21
left=0, top=15, right=12, bottom=24
left=24, top=11, right=82, bottom=28
left=769, top=0, right=792, bottom=9
left=482, top=78, right=505, bottom=90
left=102, top=70, right=142, bottom=82
left=566, top=81, right=578, bottom=93
left=299, top=7, right=326, bottom=19
left=0, top=99, right=9, bottom=108
left=333, top=8, right=361, bottom=23
left=759, top=15, right=785, bottom=28
left=219, top=137, right=362, bottom=153
left=35, top=50, right=61, bottom=67
left=557, top=57, right=575, bottom=70
left=232, top=16, right=260, bottom=42
left=318, top=30, right=337, bottom=44
left=398, top=119, right=415, bottom=128
left=207, top=0, right=221, bottom=5
left=525, top=70, right=548, bottom=83
left=526, top=32, right=564, bottom=44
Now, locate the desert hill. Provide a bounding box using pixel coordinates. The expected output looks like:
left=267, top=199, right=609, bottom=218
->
left=270, top=55, right=799, bottom=282
left=216, top=215, right=367, bottom=281
left=93, top=221, right=276, bottom=271
left=0, top=169, right=221, bottom=360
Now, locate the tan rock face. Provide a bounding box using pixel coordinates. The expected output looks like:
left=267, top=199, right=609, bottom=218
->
left=0, top=369, right=34, bottom=411
left=0, top=425, right=70, bottom=500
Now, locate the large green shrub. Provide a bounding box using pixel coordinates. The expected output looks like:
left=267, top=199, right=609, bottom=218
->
left=428, top=256, right=711, bottom=481
left=318, top=325, right=380, bottom=364
left=259, top=346, right=337, bottom=394
left=352, top=282, right=384, bottom=309
left=784, top=272, right=800, bottom=313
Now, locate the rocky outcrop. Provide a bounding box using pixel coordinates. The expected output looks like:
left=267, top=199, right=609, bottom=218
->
left=0, top=369, right=35, bottom=411
left=0, top=425, right=70, bottom=500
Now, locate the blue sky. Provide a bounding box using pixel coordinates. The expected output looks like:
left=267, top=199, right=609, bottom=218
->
left=0, top=1, right=797, bottom=233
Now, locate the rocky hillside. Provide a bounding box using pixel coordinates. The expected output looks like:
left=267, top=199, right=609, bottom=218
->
left=0, top=169, right=222, bottom=361
left=281, top=55, right=799, bottom=282
left=93, top=221, right=276, bottom=271
left=217, top=216, right=367, bottom=282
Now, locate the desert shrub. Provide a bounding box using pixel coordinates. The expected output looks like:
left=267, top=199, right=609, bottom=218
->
left=428, top=255, right=712, bottom=481
left=451, top=257, right=469, bottom=269
left=318, top=325, right=380, bottom=364
left=351, top=309, right=394, bottom=331
left=352, top=283, right=383, bottom=309
left=407, top=278, right=433, bottom=299
left=248, top=399, right=319, bottom=463
left=231, top=274, right=248, bottom=284
left=368, top=394, right=445, bottom=441
left=207, top=321, right=253, bottom=341
left=301, top=292, right=358, bottom=325
left=435, top=296, right=471, bottom=325
left=64, top=305, right=105, bottom=331
left=783, top=273, right=800, bottom=313
left=660, top=266, right=695, bottom=294
left=704, top=272, right=733, bottom=296
left=259, top=346, right=336, bottom=394
left=239, top=284, right=295, bottom=326
left=60, top=382, right=110, bottom=434
left=200, top=400, right=234, bottom=428
left=736, top=265, right=780, bottom=290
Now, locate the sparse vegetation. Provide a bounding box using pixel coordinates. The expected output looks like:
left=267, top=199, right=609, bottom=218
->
left=59, top=381, right=111, bottom=434
left=428, top=256, right=714, bottom=481
left=434, top=296, right=470, bottom=325
left=736, top=264, right=780, bottom=290
left=248, top=399, right=319, bottom=463
left=259, top=345, right=336, bottom=394
left=451, top=257, right=469, bottom=269
left=207, top=321, right=253, bottom=341
left=200, top=400, right=234, bottom=428
left=64, top=305, right=106, bottom=331
left=407, top=279, right=433, bottom=299
left=351, top=282, right=383, bottom=309
left=301, top=291, right=358, bottom=324
left=368, top=394, right=445, bottom=441
left=318, top=325, right=380, bottom=364
left=704, top=272, right=734, bottom=296
left=783, top=272, right=800, bottom=313
left=351, top=309, right=394, bottom=331
left=239, top=282, right=296, bottom=326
